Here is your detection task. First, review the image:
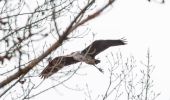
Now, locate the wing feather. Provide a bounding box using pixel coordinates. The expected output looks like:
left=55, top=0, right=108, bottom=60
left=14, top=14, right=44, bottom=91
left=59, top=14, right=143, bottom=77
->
left=81, top=39, right=126, bottom=57
left=40, top=56, right=78, bottom=79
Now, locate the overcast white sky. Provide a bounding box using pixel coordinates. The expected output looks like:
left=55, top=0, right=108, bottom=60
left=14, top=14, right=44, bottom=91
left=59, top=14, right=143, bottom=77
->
left=88, top=0, right=170, bottom=99
left=5, top=0, right=169, bottom=100
left=90, top=0, right=170, bottom=99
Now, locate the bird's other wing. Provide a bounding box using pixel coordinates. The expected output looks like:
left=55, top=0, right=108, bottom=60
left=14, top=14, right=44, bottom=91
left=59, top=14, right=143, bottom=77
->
left=40, top=56, right=79, bottom=79
left=81, top=38, right=127, bottom=57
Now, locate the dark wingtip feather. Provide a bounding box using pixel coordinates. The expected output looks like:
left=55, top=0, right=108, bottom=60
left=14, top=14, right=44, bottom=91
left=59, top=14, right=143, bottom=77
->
left=39, top=64, right=53, bottom=79
left=39, top=70, right=49, bottom=79
left=120, top=37, right=127, bottom=45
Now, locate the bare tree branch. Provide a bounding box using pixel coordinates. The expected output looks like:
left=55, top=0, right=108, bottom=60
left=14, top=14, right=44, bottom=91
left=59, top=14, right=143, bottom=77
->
left=0, top=0, right=116, bottom=96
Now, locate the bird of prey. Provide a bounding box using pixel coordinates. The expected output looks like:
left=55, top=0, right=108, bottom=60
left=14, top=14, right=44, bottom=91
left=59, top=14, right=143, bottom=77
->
left=40, top=39, right=127, bottom=79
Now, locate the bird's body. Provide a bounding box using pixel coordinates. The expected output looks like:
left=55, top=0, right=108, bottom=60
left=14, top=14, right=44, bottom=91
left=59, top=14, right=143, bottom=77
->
left=40, top=39, right=126, bottom=78
left=72, top=51, right=100, bottom=65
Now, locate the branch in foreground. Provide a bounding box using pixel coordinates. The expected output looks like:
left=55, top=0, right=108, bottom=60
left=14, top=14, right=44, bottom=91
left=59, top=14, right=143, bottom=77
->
left=0, top=0, right=115, bottom=90
left=0, top=0, right=94, bottom=89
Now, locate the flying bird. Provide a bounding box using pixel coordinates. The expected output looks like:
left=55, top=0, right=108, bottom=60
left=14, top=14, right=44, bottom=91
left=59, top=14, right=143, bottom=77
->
left=40, top=39, right=127, bottom=79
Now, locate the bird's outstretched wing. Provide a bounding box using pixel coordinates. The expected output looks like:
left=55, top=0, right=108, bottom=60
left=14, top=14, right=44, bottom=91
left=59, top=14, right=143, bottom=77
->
left=40, top=56, right=78, bottom=79
left=81, top=39, right=127, bottom=57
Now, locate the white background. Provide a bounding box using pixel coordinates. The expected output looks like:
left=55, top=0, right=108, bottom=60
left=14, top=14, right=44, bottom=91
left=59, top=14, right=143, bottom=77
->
left=89, top=0, right=170, bottom=99
left=2, top=0, right=169, bottom=100
left=34, top=0, right=170, bottom=100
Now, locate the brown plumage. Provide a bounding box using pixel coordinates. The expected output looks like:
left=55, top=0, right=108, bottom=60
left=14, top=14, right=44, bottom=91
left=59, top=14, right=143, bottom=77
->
left=40, top=39, right=127, bottom=79
left=40, top=56, right=78, bottom=79
left=81, top=39, right=126, bottom=58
